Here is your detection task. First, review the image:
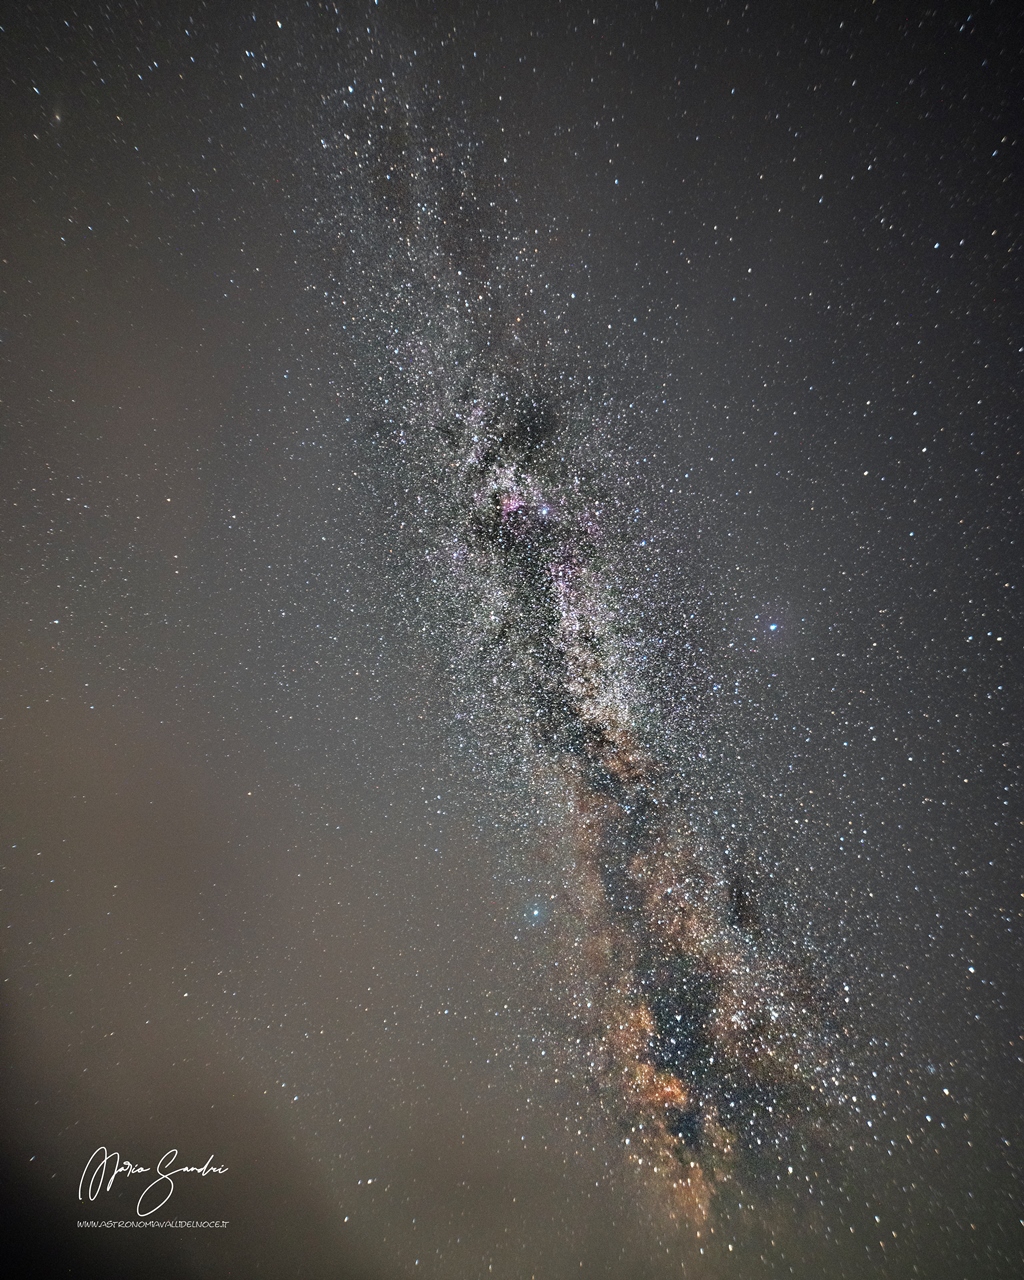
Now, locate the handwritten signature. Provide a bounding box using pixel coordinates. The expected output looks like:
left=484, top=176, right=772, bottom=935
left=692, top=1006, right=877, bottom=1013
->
left=78, top=1147, right=228, bottom=1218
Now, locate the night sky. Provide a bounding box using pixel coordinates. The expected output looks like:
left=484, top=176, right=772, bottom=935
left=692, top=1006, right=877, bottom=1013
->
left=1, top=3, right=1021, bottom=1278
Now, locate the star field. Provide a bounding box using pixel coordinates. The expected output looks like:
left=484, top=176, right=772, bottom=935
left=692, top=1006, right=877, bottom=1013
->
left=1, top=3, right=1021, bottom=1278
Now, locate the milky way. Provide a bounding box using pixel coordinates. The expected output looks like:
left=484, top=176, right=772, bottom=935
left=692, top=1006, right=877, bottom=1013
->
left=302, top=32, right=851, bottom=1225
left=392, top=361, right=836, bottom=1220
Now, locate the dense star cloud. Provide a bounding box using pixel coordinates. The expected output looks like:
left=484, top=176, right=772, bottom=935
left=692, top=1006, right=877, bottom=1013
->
left=1, top=3, right=1021, bottom=1277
